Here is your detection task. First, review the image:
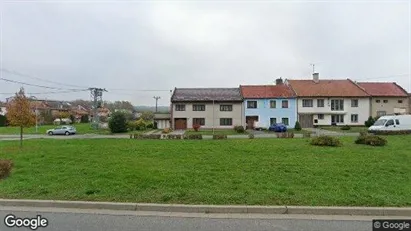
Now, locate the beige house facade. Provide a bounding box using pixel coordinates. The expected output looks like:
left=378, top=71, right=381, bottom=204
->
left=171, top=88, right=245, bottom=130
left=357, top=82, right=409, bottom=117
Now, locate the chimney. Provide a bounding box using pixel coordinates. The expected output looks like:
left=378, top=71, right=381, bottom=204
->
left=313, top=73, right=319, bottom=83
left=275, top=77, right=283, bottom=85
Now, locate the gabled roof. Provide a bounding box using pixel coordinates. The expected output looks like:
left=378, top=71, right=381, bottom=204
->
left=357, top=82, right=409, bottom=97
left=240, top=85, right=296, bottom=99
left=287, top=79, right=369, bottom=97
left=171, top=88, right=243, bottom=102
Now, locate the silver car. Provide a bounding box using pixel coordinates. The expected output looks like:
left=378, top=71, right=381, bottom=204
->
left=46, top=126, right=77, bottom=136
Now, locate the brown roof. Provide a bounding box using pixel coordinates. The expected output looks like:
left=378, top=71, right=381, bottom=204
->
left=357, top=82, right=408, bottom=97
left=287, top=79, right=369, bottom=97
left=240, top=85, right=296, bottom=98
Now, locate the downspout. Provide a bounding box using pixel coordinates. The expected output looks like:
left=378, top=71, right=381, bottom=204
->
left=212, top=100, right=215, bottom=135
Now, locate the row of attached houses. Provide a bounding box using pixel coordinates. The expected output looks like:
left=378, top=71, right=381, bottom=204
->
left=169, top=73, right=410, bottom=130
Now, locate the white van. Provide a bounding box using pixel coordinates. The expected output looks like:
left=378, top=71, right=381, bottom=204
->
left=368, top=115, right=411, bottom=132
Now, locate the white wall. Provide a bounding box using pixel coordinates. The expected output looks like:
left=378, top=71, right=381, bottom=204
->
left=156, top=120, right=170, bottom=129
left=298, top=97, right=370, bottom=126
left=0, top=107, right=7, bottom=116
left=172, top=102, right=245, bottom=129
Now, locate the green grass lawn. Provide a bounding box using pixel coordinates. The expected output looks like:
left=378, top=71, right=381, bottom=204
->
left=320, top=126, right=368, bottom=133
left=0, top=136, right=410, bottom=206
left=185, top=129, right=248, bottom=136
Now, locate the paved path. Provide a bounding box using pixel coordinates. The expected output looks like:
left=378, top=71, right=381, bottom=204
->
left=0, top=206, right=378, bottom=231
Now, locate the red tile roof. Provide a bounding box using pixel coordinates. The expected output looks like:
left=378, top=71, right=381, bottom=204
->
left=357, top=82, right=408, bottom=97
left=287, top=79, right=369, bottom=97
left=240, top=85, right=296, bottom=98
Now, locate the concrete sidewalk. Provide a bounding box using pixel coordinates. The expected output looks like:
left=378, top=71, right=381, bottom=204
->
left=0, top=199, right=409, bottom=216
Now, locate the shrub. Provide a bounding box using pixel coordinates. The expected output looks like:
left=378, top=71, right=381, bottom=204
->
left=0, top=115, right=6, bottom=127
left=364, top=116, right=375, bottom=127
left=69, top=114, right=76, bottom=124
left=127, top=121, right=136, bottom=131
left=340, top=125, right=351, bottom=130
left=294, top=121, right=302, bottom=131
left=310, top=136, right=342, bottom=147
left=165, top=134, right=183, bottom=139
left=213, top=134, right=227, bottom=140
left=234, top=125, right=245, bottom=133
left=108, top=112, right=128, bottom=133
left=80, top=115, right=89, bottom=123
left=248, top=134, right=255, bottom=139
left=146, top=123, right=154, bottom=129
left=139, top=134, right=161, bottom=139
left=0, top=160, right=13, bottom=180
left=135, top=118, right=147, bottom=131
left=185, top=134, right=203, bottom=140
left=355, top=135, right=387, bottom=146
left=193, top=124, right=201, bottom=132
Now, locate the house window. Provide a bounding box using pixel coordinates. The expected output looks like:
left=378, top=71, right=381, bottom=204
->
left=383, top=100, right=388, bottom=103
left=398, top=100, right=403, bottom=103
left=331, top=115, right=344, bottom=123
left=302, top=99, right=313, bottom=107
left=220, top=105, right=233, bottom=111
left=282, top=100, right=289, bottom=108
left=247, top=101, right=257, bottom=109
left=192, top=104, right=205, bottom=111
left=376, top=100, right=381, bottom=103
left=351, top=99, right=358, bottom=107
left=281, top=118, right=289, bottom=126
left=270, top=100, right=276, bottom=108
left=331, top=99, right=344, bottom=111
left=270, top=118, right=277, bottom=125
left=351, top=114, right=358, bottom=123
left=220, top=118, right=233, bottom=126
left=317, top=99, right=324, bottom=107
left=175, top=104, right=185, bottom=111
left=193, top=118, right=205, bottom=126
left=377, top=111, right=386, bottom=117
left=318, top=114, right=324, bottom=120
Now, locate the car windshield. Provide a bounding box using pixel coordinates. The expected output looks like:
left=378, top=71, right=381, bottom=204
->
left=373, top=119, right=387, bottom=126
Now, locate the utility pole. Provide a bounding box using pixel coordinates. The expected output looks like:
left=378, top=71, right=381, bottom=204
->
left=153, top=96, right=161, bottom=112
left=89, top=88, right=107, bottom=130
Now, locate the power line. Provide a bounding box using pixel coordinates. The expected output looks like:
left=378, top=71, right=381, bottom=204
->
left=109, top=88, right=171, bottom=92
left=358, top=74, right=409, bottom=80
left=0, top=77, right=87, bottom=91
left=0, top=68, right=90, bottom=89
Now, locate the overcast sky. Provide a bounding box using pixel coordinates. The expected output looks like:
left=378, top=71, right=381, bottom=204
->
left=0, top=0, right=410, bottom=106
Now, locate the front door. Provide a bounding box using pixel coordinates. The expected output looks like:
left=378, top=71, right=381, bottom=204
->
left=174, top=118, right=187, bottom=130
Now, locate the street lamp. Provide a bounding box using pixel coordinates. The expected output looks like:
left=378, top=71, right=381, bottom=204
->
left=30, top=96, right=38, bottom=134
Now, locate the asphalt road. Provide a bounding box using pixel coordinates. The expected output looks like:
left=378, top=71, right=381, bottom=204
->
left=0, top=207, right=377, bottom=231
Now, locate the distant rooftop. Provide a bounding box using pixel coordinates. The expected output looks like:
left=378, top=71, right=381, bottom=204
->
left=171, top=88, right=243, bottom=102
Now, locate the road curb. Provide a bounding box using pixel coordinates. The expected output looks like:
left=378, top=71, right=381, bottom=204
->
left=0, top=199, right=410, bottom=216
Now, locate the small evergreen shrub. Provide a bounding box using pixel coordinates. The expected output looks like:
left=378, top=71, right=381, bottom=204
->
left=294, top=121, right=302, bottom=131
left=108, top=112, right=127, bottom=133
left=248, top=134, right=255, bottom=139
left=364, top=116, right=375, bottom=127
left=310, top=136, right=342, bottom=147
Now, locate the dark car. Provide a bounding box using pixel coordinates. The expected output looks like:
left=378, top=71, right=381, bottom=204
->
left=268, top=123, right=287, bottom=132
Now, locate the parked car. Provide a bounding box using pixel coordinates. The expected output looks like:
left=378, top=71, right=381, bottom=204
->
left=253, top=121, right=266, bottom=131
left=368, top=115, right=411, bottom=132
left=269, top=123, right=287, bottom=132
left=46, top=126, right=77, bottom=135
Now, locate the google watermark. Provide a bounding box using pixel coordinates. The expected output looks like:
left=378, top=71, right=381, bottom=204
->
left=4, top=214, right=48, bottom=230
left=373, top=220, right=411, bottom=231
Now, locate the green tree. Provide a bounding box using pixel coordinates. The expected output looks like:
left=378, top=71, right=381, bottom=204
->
left=80, top=115, right=89, bottom=123
left=364, top=116, right=375, bottom=127
left=0, top=115, right=7, bottom=127
left=141, top=111, right=154, bottom=121
left=6, top=88, right=36, bottom=147
left=108, top=112, right=127, bottom=133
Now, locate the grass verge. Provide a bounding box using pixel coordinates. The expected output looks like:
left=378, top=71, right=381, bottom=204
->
left=0, top=137, right=410, bottom=206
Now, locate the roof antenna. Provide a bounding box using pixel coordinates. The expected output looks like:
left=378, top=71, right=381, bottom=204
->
left=310, top=63, right=316, bottom=74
